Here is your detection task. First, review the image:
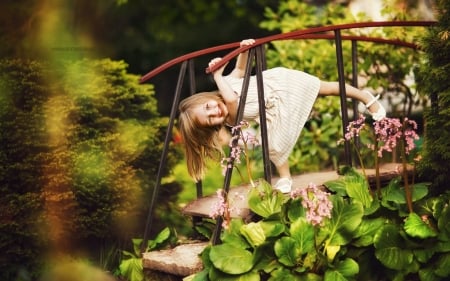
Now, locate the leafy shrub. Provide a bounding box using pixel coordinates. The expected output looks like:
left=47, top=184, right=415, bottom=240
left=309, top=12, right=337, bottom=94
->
left=0, top=58, right=183, bottom=279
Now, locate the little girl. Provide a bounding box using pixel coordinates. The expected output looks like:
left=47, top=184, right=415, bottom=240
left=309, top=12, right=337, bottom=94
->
left=178, top=39, right=385, bottom=192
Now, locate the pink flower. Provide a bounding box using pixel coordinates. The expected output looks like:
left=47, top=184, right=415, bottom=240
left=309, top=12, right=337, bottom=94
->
left=373, top=117, right=419, bottom=157
left=344, top=114, right=366, bottom=141
left=209, top=189, right=227, bottom=219
left=291, top=183, right=333, bottom=226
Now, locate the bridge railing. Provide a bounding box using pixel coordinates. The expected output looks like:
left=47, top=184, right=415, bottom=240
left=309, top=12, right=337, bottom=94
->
left=139, top=20, right=435, bottom=251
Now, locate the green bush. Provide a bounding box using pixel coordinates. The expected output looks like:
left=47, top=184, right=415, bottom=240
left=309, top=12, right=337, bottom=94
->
left=0, top=58, right=183, bottom=279
left=416, top=0, right=450, bottom=194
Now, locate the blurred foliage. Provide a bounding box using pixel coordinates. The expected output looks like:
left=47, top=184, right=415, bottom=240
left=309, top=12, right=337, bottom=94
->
left=0, top=59, right=52, bottom=280
left=0, top=58, right=183, bottom=279
left=416, top=0, right=450, bottom=194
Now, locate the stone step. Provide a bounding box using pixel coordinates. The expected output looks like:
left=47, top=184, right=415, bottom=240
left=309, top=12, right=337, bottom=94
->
left=142, top=241, right=208, bottom=278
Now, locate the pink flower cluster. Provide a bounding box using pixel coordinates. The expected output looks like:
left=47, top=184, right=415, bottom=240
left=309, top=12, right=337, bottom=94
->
left=344, top=114, right=366, bottom=141
left=209, top=190, right=244, bottom=230
left=291, top=183, right=333, bottom=226
left=374, top=117, right=419, bottom=157
left=209, top=189, right=227, bottom=219
left=209, top=189, right=231, bottom=229
left=221, top=121, right=259, bottom=176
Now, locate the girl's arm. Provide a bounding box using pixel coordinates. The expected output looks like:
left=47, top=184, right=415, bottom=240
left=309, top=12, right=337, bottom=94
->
left=209, top=39, right=255, bottom=124
left=209, top=58, right=239, bottom=123
left=229, top=39, right=255, bottom=78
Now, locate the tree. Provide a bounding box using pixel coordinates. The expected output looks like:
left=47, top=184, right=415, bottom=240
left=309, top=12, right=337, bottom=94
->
left=416, top=0, right=450, bottom=193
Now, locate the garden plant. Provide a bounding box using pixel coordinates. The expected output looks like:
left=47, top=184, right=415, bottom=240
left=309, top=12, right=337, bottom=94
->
left=187, top=116, right=450, bottom=281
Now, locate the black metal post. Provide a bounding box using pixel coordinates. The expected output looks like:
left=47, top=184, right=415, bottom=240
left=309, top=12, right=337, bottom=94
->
left=351, top=40, right=361, bottom=166
left=211, top=48, right=256, bottom=245
left=334, top=30, right=352, bottom=167
left=255, top=45, right=272, bottom=183
left=141, top=61, right=188, bottom=253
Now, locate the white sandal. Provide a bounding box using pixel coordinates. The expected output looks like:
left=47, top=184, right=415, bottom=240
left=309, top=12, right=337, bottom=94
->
left=274, top=177, right=292, bottom=193
left=364, top=91, right=386, bottom=121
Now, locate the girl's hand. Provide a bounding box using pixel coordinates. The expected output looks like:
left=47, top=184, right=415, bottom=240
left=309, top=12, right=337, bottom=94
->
left=208, top=57, right=228, bottom=77
left=240, top=39, right=255, bottom=47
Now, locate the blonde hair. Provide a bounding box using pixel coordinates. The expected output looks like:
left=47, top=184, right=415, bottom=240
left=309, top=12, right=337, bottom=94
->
left=178, top=92, right=225, bottom=181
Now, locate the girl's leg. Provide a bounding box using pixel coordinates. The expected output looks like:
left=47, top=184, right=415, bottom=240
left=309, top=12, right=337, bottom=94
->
left=317, top=81, right=385, bottom=119
left=276, top=161, right=291, bottom=179
left=274, top=161, right=292, bottom=193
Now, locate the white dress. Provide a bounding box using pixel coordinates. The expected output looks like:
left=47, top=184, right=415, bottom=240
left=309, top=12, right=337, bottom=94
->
left=223, top=67, right=320, bottom=167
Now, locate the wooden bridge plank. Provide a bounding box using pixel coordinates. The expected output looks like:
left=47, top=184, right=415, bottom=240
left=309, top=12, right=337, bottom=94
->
left=182, top=163, right=412, bottom=219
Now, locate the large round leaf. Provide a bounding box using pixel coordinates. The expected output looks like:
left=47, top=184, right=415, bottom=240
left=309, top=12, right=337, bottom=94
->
left=404, top=212, right=437, bottom=238
left=208, top=267, right=260, bottom=281
left=210, top=244, right=254, bottom=274
left=248, top=181, right=283, bottom=218
left=274, top=237, right=301, bottom=267
left=353, top=218, right=386, bottom=247
left=374, top=224, right=413, bottom=270
left=290, top=217, right=315, bottom=254
left=324, top=270, right=348, bottom=281
left=325, top=196, right=364, bottom=245
left=240, top=222, right=266, bottom=248
left=260, top=221, right=286, bottom=238
left=343, top=172, right=373, bottom=208
left=383, top=182, right=429, bottom=204
left=334, top=258, right=359, bottom=277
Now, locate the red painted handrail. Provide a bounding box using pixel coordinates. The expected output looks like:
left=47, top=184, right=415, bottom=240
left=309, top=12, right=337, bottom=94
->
left=139, top=20, right=435, bottom=83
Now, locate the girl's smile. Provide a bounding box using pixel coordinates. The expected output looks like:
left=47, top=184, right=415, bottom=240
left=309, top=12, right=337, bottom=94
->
left=193, top=99, right=228, bottom=126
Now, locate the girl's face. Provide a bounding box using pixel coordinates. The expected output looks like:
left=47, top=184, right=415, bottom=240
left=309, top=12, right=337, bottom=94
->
left=192, top=99, right=228, bottom=127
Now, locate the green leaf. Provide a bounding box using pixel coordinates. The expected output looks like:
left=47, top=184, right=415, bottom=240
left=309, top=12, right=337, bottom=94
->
left=274, top=237, right=301, bottom=267
left=209, top=244, right=254, bottom=274
left=324, top=179, right=347, bottom=197
left=324, top=270, right=348, bottom=281
left=363, top=196, right=380, bottom=215
left=414, top=248, right=436, bottom=264
left=418, top=268, right=441, bottom=281
left=252, top=242, right=278, bottom=273
left=383, top=182, right=429, bottom=204
left=240, top=222, right=266, bottom=248
left=209, top=267, right=260, bottom=281
left=335, top=258, right=359, bottom=277
left=287, top=198, right=306, bottom=222
left=343, top=172, right=373, bottom=208
left=269, top=266, right=304, bottom=280
left=325, top=196, right=364, bottom=245
left=248, top=181, right=284, bottom=218
left=122, top=250, right=137, bottom=259
left=147, top=227, right=171, bottom=251
left=437, top=203, right=450, bottom=240
left=223, top=219, right=251, bottom=249
left=374, top=224, right=414, bottom=270
left=434, top=252, right=450, bottom=277
left=118, top=257, right=143, bottom=281
left=191, top=269, right=209, bottom=281
left=290, top=217, right=315, bottom=254
left=131, top=239, right=142, bottom=256
left=353, top=218, right=386, bottom=247
left=404, top=212, right=437, bottom=238
left=260, top=220, right=286, bottom=238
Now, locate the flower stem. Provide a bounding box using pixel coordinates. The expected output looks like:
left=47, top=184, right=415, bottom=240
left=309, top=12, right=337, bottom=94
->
left=374, top=140, right=381, bottom=198
left=401, top=124, right=413, bottom=213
